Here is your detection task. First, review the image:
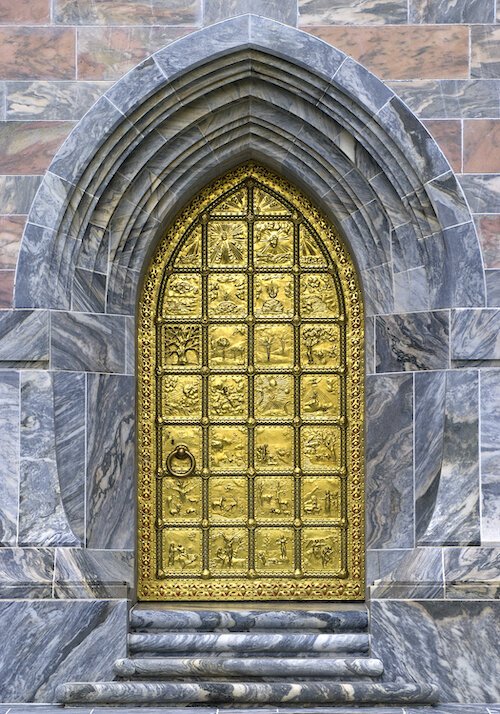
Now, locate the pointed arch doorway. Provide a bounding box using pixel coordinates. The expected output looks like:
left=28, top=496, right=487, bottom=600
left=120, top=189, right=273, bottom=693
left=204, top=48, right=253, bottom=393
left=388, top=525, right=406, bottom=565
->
left=137, top=163, right=364, bottom=601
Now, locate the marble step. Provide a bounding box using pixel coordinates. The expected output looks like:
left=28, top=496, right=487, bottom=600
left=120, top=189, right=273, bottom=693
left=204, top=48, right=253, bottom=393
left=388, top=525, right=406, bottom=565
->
left=57, top=680, right=439, bottom=706
left=128, top=632, right=370, bottom=656
left=130, top=608, right=368, bottom=633
left=114, top=656, right=384, bottom=679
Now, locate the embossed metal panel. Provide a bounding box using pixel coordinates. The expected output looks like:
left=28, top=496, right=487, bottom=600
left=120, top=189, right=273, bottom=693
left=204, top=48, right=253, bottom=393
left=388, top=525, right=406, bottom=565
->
left=138, top=164, right=364, bottom=601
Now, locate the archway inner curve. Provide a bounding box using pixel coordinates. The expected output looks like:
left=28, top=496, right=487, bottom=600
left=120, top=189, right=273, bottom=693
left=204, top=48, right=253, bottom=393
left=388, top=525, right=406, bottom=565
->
left=15, top=16, right=484, bottom=317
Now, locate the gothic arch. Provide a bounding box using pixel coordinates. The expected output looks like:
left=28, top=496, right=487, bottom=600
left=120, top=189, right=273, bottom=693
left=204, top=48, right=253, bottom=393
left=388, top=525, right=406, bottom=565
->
left=15, top=14, right=485, bottom=315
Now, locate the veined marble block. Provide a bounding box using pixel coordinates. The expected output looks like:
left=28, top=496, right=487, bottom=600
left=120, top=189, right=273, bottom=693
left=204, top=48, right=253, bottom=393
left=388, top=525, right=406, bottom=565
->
left=415, top=370, right=480, bottom=546
left=366, top=374, right=414, bottom=548
left=0, top=370, right=19, bottom=545
left=0, top=599, right=127, bottom=702
left=370, top=600, right=500, bottom=703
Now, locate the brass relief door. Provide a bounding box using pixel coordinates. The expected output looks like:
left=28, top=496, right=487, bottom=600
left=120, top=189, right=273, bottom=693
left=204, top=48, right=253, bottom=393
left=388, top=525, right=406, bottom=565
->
left=137, top=164, right=364, bottom=601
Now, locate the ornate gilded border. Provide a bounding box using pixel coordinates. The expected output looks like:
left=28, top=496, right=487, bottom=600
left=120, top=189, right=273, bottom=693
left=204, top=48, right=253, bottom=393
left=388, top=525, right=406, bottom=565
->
left=137, top=163, right=364, bottom=601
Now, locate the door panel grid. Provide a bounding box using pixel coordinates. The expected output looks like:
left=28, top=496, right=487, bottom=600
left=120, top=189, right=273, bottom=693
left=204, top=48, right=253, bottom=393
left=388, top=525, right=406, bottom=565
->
left=138, top=164, right=364, bottom=600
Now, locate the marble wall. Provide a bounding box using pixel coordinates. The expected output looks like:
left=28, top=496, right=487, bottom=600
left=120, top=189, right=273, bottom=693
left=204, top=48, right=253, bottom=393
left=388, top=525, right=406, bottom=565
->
left=0, top=0, right=498, bottom=704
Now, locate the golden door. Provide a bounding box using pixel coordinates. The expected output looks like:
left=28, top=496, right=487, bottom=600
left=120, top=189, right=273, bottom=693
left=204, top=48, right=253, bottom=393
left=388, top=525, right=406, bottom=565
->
left=137, top=164, right=364, bottom=601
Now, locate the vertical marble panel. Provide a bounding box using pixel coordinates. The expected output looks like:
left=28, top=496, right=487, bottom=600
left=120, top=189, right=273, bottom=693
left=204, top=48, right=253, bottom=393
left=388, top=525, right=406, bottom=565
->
left=376, top=311, right=449, bottom=372
left=0, top=599, right=128, bottom=702
left=0, top=371, right=19, bottom=545
left=53, top=372, right=85, bottom=543
left=54, top=548, right=134, bottom=598
left=370, top=600, right=500, bottom=703
left=480, top=370, right=500, bottom=544
left=18, top=459, right=80, bottom=547
left=86, top=374, right=135, bottom=549
left=420, top=224, right=485, bottom=309
left=475, top=215, right=500, bottom=269
left=0, top=216, right=25, bottom=270
left=125, top=315, right=135, bottom=376
left=366, top=374, right=414, bottom=549
left=0, top=547, right=54, bottom=598
left=20, top=370, right=54, bottom=459
left=415, top=370, right=480, bottom=546
left=485, top=270, right=500, bottom=307
left=19, top=371, right=80, bottom=547
left=365, top=316, right=375, bottom=375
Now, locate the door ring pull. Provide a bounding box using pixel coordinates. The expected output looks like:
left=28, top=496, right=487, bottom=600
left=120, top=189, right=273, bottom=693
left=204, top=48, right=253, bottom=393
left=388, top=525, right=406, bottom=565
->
left=165, top=444, right=196, bottom=477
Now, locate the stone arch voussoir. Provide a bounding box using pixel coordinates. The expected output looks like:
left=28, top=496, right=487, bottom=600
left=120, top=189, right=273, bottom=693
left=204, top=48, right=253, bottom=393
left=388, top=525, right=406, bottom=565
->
left=15, top=14, right=485, bottom=315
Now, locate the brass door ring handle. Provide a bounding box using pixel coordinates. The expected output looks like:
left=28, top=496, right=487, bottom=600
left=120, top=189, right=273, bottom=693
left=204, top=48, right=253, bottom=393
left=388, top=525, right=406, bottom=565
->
left=166, top=444, right=196, bottom=477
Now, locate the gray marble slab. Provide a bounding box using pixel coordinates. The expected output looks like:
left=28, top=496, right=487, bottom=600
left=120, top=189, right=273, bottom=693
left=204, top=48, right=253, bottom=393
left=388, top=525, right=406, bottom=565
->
left=376, top=311, right=449, bottom=372
left=0, top=310, right=49, bottom=363
left=393, top=267, right=430, bottom=313
left=53, top=372, right=85, bottom=543
left=50, top=312, right=126, bottom=373
left=18, top=458, right=80, bottom=547
left=420, top=224, right=485, bottom=309
left=370, top=600, right=500, bottom=703
left=366, top=374, right=414, bottom=549
left=205, top=0, right=297, bottom=26
left=298, top=0, right=407, bottom=24
left=480, top=369, right=500, bottom=544
left=20, top=371, right=55, bottom=460
left=409, top=0, right=494, bottom=22
left=458, top=175, right=500, bottom=214
left=6, top=81, right=111, bottom=121
left=0, top=175, right=41, bottom=215
left=367, top=547, right=443, bottom=598
left=54, top=548, right=133, bottom=598
left=444, top=547, right=500, bottom=598
left=480, top=369, right=500, bottom=478
left=0, top=599, right=128, bottom=702
left=14, top=224, right=61, bottom=309
left=0, top=547, right=54, bottom=599
left=485, top=270, right=500, bottom=307
left=0, top=371, right=19, bottom=546
left=361, top=263, right=394, bottom=316
left=451, top=309, right=500, bottom=361
left=388, top=79, right=500, bottom=120
left=415, top=370, right=480, bottom=546
left=86, top=374, right=135, bottom=549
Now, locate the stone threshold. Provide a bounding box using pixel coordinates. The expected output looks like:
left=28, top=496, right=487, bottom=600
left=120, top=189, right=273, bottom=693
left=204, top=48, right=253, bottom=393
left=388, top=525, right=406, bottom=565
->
left=1, top=704, right=499, bottom=713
